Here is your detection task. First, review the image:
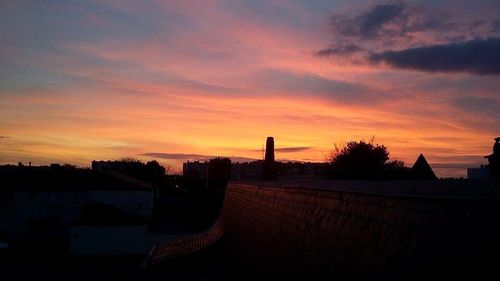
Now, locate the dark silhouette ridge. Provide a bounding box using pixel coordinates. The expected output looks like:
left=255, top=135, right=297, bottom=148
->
left=208, top=157, right=232, bottom=190
left=0, top=164, right=152, bottom=191
left=91, top=159, right=165, bottom=184
left=78, top=201, right=148, bottom=225
left=409, top=154, right=437, bottom=180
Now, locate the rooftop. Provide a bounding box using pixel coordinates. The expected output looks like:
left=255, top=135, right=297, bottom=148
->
left=0, top=165, right=152, bottom=191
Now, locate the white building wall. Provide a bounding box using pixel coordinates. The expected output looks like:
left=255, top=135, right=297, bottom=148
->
left=2, top=189, right=152, bottom=241
left=2, top=191, right=91, bottom=241
left=467, top=167, right=489, bottom=179
left=90, top=190, right=153, bottom=218
left=69, top=225, right=175, bottom=255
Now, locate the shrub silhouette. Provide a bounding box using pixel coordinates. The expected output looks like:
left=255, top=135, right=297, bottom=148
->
left=328, top=140, right=409, bottom=180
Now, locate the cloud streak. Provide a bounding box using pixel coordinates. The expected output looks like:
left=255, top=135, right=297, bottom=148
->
left=252, top=146, right=312, bottom=153
left=313, top=44, right=364, bottom=57
left=251, top=69, right=383, bottom=105
left=275, top=147, right=312, bottom=153
left=369, top=37, right=500, bottom=75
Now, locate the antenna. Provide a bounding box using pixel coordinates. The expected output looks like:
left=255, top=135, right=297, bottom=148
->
left=262, top=143, right=264, bottom=160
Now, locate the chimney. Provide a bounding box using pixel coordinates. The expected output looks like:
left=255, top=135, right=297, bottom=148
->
left=265, top=137, right=275, bottom=163
left=263, top=137, right=277, bottom=180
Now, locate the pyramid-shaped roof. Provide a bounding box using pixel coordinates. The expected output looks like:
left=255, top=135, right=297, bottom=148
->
left=410, top=154, right=437, bottom=180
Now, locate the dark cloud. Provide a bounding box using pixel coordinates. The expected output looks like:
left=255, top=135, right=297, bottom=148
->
left=276, top=147, right=311, bottom=153
left=318, top=2, right=495, bottom=65
left=329, top=3, right=412, bottom=41
left=328, top=2, right=467, bottom=42
left=313, top=44, right=363, bottom=57
left=369, top=38, right=500, bottom=75
left=141, top=153, right=257, bottom=163
left=357, top=3, right=406, bottom=39
left=0, top=136, right=9, bottom=139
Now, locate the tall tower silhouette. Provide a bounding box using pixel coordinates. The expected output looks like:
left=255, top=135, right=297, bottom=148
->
left=263, top=136, right=277, bottom=180
left=265, top=137, right=275, bottom=162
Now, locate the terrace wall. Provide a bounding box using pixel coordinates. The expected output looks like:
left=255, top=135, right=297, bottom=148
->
left=149, top=181, right=500, bottom=279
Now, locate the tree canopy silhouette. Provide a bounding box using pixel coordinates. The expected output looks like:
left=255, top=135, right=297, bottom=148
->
left=328, top=140, right=409, bottom=180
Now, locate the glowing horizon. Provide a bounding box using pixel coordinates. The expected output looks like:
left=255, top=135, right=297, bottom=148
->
left=1, top=1, right=499, bottom=177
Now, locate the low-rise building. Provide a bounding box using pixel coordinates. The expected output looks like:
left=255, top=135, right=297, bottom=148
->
left=467, top=165, right=490, bottom=179
left=0, top=165, right=153, bottom=248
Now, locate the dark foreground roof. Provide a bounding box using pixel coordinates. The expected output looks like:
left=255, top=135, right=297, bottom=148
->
left=77, top=201, right=148, bottom=225
left=0, top=165, right=151, bottom=191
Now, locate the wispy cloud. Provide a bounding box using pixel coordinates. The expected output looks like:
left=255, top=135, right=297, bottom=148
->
left=313, top=44, right=364, bottom=57
left=251, top=146, right=311, bottom=153
left=249, top=69, right=382, bottom=105
left=275, top=147, right=311, bottom=153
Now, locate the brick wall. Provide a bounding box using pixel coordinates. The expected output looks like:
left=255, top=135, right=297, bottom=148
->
left=148, top=182, right=500, bottom=279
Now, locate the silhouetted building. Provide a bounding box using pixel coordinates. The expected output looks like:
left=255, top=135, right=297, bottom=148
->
left=265, top=137, right=275, bottom=162
left=208, top=158, right=231, bottom=190
left=409, top=154, right=437, bottom=180
left=182, top=137, right=326, bottom=182
left=0, top=164, right=153, bottom=251
left=183, top=158, right=232, bottom=190
left=69, top=201, right=169, bottom=256
left=277, top=161, right=329, bottom=179
left=230, top=137, right=326, bottom=180
left=231, top=161, right=264, bottom=180
left=91, top=160, right=165, bottom=184
left=486, top=137, right=500, bottom=177
left=467, top=137, right=500, bottom=179
left=183, top=161, right=209, bottom=189
left=468, top=165, right=490, bottom=179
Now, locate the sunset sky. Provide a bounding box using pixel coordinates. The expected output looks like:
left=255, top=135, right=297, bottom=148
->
left=1, top=0, right=499, bottom=177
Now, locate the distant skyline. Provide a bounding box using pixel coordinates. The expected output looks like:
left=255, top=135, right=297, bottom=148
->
left=1, top=1, right=499, bottom=177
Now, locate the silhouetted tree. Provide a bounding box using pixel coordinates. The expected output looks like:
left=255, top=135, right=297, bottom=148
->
left=328, top=140, right=409, bottom=180
left=383, top=160, right=411, bottom=180
left=93, top=159, right=165, bottom=183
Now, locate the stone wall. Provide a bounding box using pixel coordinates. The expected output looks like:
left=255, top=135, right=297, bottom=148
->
left=148, top=182, right=500, bottom=279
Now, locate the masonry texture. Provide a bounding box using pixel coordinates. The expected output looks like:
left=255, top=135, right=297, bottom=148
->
left=149, top=181, right=500, bottom=279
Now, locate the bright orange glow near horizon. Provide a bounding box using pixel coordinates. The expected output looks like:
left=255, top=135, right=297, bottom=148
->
left=1, top=1, right=499, bottom=177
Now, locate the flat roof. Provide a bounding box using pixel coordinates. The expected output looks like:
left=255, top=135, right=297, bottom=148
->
left=0, top=166, right=152, bottom=191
